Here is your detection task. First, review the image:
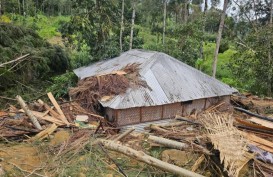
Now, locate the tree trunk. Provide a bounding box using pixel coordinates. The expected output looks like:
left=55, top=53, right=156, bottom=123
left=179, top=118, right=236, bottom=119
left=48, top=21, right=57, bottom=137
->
left=18, top=0, right=21, bottom=14
left=163, top=0, right=167, bottom=46
left=22, top=0, right=25, bottom=16
left=212, top=0, right=228, bottom=78
left=99, top=139, right=204, bottom=177
left=16, top=95, right=42, bottom=130
left=268, top=0, right=273, bottom=96
left=120, top=0, right=125, bottom=53
left=0, top=0, right=2, bottom=16
left=184, top=0, right=189, bottom=23
left=148, top=135, right=189, bottom=150
left=200, top=0, right=208, bottom=61
left=129, top=0, right=136, bottom=50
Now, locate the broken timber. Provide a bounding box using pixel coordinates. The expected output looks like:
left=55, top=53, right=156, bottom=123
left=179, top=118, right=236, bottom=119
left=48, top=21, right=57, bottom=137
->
left=113, top=128, right=135, bottom=142
left=99, top=139, right=204, bottom=177
left=47, top=92, right=70, bottom=126
left=16, top=95, right=42, bottom=130
left=234, top=107, right=273, bottom=123
left=29, top=123, right=57, bottom=142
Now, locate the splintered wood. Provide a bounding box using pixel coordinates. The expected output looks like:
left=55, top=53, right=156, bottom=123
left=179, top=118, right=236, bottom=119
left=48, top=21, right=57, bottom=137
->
left=200, top=113, right=253, bottom=177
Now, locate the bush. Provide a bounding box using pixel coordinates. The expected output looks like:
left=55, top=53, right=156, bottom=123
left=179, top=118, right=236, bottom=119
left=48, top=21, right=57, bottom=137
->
left=47, top=72, right=78, bottom=98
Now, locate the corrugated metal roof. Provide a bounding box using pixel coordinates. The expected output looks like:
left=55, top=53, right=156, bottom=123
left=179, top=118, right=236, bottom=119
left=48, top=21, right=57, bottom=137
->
left=73, top=49, right=237, bottom=109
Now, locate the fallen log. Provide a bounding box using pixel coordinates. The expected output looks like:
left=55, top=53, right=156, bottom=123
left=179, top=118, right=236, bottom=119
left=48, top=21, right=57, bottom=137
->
left=148, top=135, right=188, bottom=150
left=158, top=121, right=186, bottom=128
left=99, top=139, right=204, bottom=177
left=16, top=95, right=42, bottom=130
left=113, top=128, right=135, bottom=142
left=234, top=107, right=273, bottom=123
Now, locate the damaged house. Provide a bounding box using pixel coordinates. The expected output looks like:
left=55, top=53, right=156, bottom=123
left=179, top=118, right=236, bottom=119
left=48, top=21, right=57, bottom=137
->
left=72, top=50, right=237, bottom=126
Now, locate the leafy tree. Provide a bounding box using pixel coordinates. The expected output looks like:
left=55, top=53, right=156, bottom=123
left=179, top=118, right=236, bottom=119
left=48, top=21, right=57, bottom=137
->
left=0, top=22, right=70, bottom=103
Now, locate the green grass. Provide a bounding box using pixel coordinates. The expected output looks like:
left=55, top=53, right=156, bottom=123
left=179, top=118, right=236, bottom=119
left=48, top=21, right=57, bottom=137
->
left=202, top=42, right=237, bottom=85
left=9, top=14, right=70, bottom=39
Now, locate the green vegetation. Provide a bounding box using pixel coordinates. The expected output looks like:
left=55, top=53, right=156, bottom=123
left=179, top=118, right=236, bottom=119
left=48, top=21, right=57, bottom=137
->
left=10, top=14, right=70, bottom=39
left=0, top=0, right=273, bottom=106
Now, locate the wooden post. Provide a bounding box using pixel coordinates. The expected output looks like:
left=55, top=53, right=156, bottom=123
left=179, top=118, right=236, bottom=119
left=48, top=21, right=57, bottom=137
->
left=99, top=139, right=204, bottom=177
left=16, top=95, right=42, bottom=130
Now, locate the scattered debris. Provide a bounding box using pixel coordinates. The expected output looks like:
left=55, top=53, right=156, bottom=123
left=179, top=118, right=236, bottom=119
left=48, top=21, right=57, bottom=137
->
left=70, top=63, right=148, bottom=112
left=200, top=113, right=253, bottom=177
left=98, top=139, right=204, bottom=177
left=1, top=93, right=273, bottom=176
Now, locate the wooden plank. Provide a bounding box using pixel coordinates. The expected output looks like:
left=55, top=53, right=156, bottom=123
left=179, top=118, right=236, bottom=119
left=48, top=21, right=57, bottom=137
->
left=235, top=117, right=273, bottom=131
left=38, top=99, right=60, bottom=118
left=241, top=131, right=273, bottom=153
left=249, top=117, right=273, bottom=129
left=47, top=92, right=70, bottom=126
left=29, top=124, right=57, bottom=142
left=31, top=111, right=65, bottom=126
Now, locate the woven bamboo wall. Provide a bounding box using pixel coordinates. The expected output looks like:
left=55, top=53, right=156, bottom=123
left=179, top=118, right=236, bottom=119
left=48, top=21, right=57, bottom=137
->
left=141, top=106, right=162, bottom=122
left=163, top=103, right=182, bottom=119
left=117, top=107, right=140, bottom=126
left=105, top=96, right=231, bottom=126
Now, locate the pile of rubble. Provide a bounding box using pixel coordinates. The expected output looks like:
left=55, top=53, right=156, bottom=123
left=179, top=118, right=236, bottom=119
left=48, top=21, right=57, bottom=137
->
left=0, top=92, right=116, bottom=141
left=1, top=93, right=273, bottom=177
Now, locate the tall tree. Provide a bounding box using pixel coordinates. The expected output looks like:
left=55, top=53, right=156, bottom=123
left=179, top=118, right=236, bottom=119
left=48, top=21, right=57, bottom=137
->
left=120, top=0, right=125, bottom=52
left=0, top=0, right=2, bottom=16
left=184, top=0, right=189, bottom=23
left=268, top=0, right=273, bottom=96
left=212, top=0, right=228, bottom=78
left=200, top=0, right=208, bottom=60
left=163, top=0, right=167, bottom=45
left=129, top=0, right=136, bottom=50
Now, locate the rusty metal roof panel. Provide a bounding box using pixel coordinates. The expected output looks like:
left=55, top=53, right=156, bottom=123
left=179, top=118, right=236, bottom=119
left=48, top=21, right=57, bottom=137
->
left=74, top=49, right=237, bottom=109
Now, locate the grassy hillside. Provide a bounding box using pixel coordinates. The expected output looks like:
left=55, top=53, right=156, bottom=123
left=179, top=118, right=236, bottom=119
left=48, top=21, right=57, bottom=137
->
left=8, top=14, right=70, bottom=39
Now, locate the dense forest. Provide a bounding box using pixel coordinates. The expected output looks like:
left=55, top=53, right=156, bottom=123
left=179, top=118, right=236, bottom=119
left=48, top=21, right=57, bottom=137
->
left=0, top=0, right=273, bottom=106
